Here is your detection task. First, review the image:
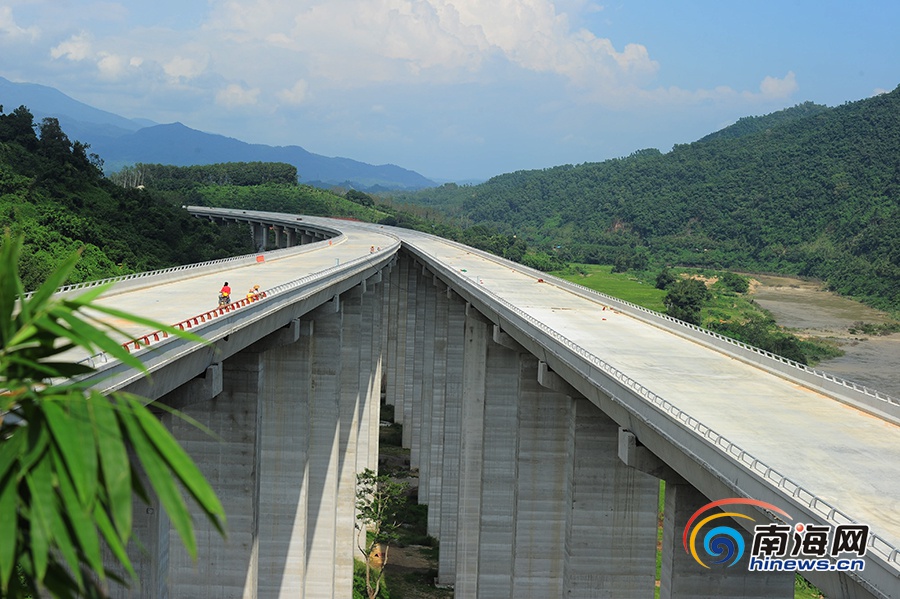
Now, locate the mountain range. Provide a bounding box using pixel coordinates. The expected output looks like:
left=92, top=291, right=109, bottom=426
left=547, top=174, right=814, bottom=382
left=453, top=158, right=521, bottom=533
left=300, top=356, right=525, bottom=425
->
left=0, top=76, right=436, bottom=191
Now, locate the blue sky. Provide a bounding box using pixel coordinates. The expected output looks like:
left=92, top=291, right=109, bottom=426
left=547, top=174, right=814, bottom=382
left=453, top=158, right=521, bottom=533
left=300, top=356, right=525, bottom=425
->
left=1, top=1, right=898, bottom=182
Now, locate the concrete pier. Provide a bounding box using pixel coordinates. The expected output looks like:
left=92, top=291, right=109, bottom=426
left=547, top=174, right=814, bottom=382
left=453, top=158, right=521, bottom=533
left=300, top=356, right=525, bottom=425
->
left=100, top=236, right=895, bottom=598
left=660, top=483, right=794, bottom=599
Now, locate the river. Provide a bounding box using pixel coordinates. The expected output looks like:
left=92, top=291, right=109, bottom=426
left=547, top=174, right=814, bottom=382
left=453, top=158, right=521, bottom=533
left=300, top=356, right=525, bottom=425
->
left=749, top=274, right=900, bottom=399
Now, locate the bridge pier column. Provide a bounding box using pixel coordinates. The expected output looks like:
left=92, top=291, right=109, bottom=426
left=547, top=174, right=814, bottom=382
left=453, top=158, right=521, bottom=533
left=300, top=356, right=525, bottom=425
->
left=436, top=291, right=466, bottom=584
left=415, top=271, right=437, bottom=491
left=390, top=256, right=410, bottom=419
left=383, top=254, right=401, bottom=409
left=454, top=305, right=492, bottom=596
left=107, top=365, right=223, bottom=599
left=564, top=398, right=659, bottom=597
left=365, top=274, right=385, bottom=475
left=337, top=287, right=364, bottom=596
left=660, top=483, right=794, bottom=599
left=426, top=284, right=450, bottom=535
left=512, top=354, right=573, bottom=598
left=253, top=222, right=268, bottom=251
left=164, top=350, right=264, bottom=598
left=255, top=319, right=312, bottom=598
left=474, top=327, right=522, bottom=597
left=355, top=280, right=375, bottom=477
left=401, top=260, right=419, bottom=448
left=304, top=300, right=344, bottom=598
left=408, top=266, right=428, bottom=468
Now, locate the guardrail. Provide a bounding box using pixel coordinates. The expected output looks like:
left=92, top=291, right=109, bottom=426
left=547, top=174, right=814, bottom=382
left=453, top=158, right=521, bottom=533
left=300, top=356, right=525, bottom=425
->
left=401, top=230, right=900, bottom=573
left=402, top=229, right=900, bottom=423
left=120, top=292, right=269, bottom=352
left=80, top=239, right=401, bottom=365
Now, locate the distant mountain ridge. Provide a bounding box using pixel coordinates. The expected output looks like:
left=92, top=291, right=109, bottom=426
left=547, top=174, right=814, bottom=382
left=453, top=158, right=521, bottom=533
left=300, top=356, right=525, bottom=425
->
left=0, top=76, right=436, bottom=191
left=397, top=84, right=900, bottom=311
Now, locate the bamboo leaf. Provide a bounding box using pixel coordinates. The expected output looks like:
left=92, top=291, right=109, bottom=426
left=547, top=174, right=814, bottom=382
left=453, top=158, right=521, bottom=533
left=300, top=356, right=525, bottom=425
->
left=23, top=249, right=81, bottom=315
left=47, top=463, right=85, bottom=591
left=54, top=311, right=145, bottom=371
left=115, top=400, right=198, bottom=559
left=93, top=499, right=135, bottom=581
left=0, top=432, right=24, bottom=483
left=0, top=234, right=24, bottom=346
left=19, top=424, right=50, bottom=475
left=79, top=303, right=208, bottom=346
left=129, top=397, right=225, bottom=534
left=0, top=472, right=17, bottom=592
left=25, top=455, right=54, bottom=581
left=51, top=443, right=103, bottom=579
left=43, top=398, right=98, bottom=507
left=89, top=394, right=132, bottom=538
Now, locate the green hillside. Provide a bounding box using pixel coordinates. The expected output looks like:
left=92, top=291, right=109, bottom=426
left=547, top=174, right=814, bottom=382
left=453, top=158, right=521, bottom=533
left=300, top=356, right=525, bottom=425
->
left=1, top=105, right=555, bottom=291
left=394, top=86, right=900, bottom=311
left=0, top=106, right=253, bottom=290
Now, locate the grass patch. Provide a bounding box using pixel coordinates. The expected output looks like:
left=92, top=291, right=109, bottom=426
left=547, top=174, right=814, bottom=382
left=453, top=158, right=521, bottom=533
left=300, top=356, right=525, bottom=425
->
left=794, top=574, right=825, bottom=598
left=553, top=264, right=667, bottom=311
left=552, top=264, right=843, bottom=365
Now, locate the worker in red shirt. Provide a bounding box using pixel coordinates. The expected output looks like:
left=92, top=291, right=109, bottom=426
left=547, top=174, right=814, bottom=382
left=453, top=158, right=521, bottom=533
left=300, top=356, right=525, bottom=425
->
left=219, top=281, right=232, bottom=306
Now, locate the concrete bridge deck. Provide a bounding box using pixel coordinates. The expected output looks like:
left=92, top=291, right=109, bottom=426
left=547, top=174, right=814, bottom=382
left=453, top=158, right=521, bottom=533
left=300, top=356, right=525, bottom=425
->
left=70, top=209, right=898, bottom=598
left=400, top=230, right=900, bottom=554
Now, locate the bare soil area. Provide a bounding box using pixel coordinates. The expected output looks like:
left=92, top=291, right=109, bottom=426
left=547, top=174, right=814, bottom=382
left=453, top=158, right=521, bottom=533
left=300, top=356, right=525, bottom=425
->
left=749, top=274, right=900, bottom=398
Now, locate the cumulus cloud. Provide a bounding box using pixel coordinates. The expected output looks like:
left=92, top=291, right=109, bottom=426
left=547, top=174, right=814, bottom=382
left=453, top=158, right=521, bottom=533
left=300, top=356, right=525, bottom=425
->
left=759, top=71, right=797, bottom=99
left=50, top=32, right=93, bottom=61
left=277, top=79, right=310, bottom=105
left=0, top=6, right=39, bottom=42
left=216, top=83, right=261, bottom=107
left=163, top=55, right=207, bottom=80
left=205, top=0, right=657, bottom=91
left=97, top=52, right=128, bottom=78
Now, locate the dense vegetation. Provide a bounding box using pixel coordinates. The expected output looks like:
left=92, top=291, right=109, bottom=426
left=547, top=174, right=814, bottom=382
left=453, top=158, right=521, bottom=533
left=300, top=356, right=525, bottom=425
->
left=1, top=105, right=561, bottom=290
left=0, top=105, right=253, bottom=290
left=556, top=264, right=842, bottom=365
left=393, top=86, right=900, bottom=312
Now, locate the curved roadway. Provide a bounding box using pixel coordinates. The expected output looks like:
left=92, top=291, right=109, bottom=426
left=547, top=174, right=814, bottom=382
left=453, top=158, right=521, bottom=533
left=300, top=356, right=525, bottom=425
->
left=73, top=210, right=899, bottom=596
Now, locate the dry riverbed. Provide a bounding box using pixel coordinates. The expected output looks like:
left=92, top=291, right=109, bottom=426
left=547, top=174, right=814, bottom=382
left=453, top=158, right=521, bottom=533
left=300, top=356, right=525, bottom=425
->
left=749, top=274, right=900, bottom=399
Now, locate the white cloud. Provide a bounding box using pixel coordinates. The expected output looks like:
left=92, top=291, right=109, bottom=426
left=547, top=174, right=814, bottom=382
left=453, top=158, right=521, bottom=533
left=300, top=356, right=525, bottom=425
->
left=163, top=55, right=207, bottom=80
left=216, top=83, right=261, bottom=107
left=50, top=32, right=93, bottom=61
left=204, top=0, right=657, bottom=92
left=0, top=6, right=39, bottom=42
left=277, top=79, right=310, bottom=105
left=97, top=52, right=128, bottom=78
left=759, top=71, right=798, bottom=99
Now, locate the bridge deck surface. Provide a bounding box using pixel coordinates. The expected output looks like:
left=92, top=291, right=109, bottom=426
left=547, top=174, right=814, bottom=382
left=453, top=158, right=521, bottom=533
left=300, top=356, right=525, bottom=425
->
left=89, top=229, right=396, bottom=342
left=78, top=219, right=899, bottom=558
left=400, top=231, right=900, bottom=554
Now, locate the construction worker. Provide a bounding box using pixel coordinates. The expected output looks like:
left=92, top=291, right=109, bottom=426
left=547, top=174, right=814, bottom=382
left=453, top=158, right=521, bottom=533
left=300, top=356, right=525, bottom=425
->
left=219, top=282, right=231, bottom=306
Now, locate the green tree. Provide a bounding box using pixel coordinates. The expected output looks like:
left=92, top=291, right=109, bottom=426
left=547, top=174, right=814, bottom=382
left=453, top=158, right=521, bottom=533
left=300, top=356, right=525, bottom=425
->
left=346, top=189, right=375, bottom=207
left=0, top=233, right=226, bottom=597
left=719, top=271, right=750, bottom=294
left=355, top=468, right=408, bottom=599
left=663, top=278, right=711, bottom=325
left=655, top=267, right=676, bottom=290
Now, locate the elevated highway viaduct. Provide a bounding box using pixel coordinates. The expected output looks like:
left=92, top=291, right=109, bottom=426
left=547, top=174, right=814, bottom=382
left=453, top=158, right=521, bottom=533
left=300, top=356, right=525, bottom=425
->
left=69, top=207, right=898, bottom=598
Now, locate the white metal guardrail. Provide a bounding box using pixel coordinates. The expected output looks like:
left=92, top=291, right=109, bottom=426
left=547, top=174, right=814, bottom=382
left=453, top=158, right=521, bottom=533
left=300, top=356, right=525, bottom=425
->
left=399, top=228, right=900, bottom=578
left=25, top=231, right=345, bottom=301
left=404, top=228, right=900, bottom=424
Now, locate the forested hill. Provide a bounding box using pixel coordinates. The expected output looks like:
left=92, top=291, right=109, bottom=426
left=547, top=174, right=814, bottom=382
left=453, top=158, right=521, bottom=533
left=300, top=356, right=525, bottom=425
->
left=0, top=106, right=254, bottom=290
left=397, top=85, right=900, bottom=311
